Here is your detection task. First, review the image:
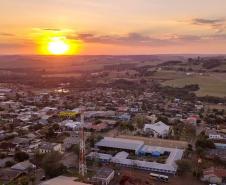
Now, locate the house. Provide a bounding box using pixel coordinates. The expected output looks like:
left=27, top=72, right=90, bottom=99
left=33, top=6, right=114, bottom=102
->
left=144, top=121, right=170, bottom=138
left=92, top=167, right=115, bottom=185
left=95, top=137, right=144, bottom=155
left=0, top=142, right=17, bottom=152
left=0, top=157, right=14, bottom=168
left=202, top=167, right=226, bottom=184
left=11, top=160, right=36, bottom=173
left=60, top=120, right=81, bottom=131
left=0, top=101, right=20, bottom=110
left=212, top=140, right=226, bottom=149
left=39, top=142, right=62, bottom=154
left=206, top=149, right=226, bottom=161
left=206, top=129, right=224, bottom=140
left=63, top=136, right=79, bottom=149
left=61, top=152, right=77, bottom=168
left=146, top=114, right=158, bottom=124
left=39, top=176, right=91, bottom=185
left=186, top=115, right=199, bottom=125
left=118, top=113, right=131, bottom=121
left=12, top=137, right=31, bottom=148
left=85, top=122, right=109, bottom=132
left=0, top=169, right=24, bottom=184
left=93, top=137, right=184, bottom=175
left=84, top=111, right=115, bottom=118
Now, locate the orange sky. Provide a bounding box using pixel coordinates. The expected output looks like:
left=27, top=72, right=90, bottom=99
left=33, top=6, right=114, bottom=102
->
left=0, top=0, right=226, bottom=55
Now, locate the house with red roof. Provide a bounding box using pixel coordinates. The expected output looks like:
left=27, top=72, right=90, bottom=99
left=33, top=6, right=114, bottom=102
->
left=202, top=167, right=226, bottom=184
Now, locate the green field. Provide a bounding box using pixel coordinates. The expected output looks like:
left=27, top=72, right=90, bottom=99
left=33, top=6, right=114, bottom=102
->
left=162, top=73, right=226, bottom=98
left=151, top=70, right=187, bottom=80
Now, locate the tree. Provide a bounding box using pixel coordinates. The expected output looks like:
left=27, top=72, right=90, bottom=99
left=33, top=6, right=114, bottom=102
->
left=195, top=138, right=215, bottom=149
left=14, top=151, right=29, bottom=162
left=52, top=123, right=60, bottom=131
left=71, top=144, right=80, bottom=155
left=134, top=115, right=145, bottom=129
left=46, top=127, right=56, bottom=139
left=89, top=133, right=103, bottom=148
left=5, top=160, right=14, bottom=167
left=187, top=144, right=193, bottom=152
left=196, top=147, right=205, bottom=157
left=41, top=152, right=66, bottom=178
left=19, top=176, right=30, bottom=185
left=176, top=159, right=192, bottom=175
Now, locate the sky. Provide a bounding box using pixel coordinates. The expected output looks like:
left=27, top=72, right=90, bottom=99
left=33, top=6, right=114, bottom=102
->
left=0, top=0, right=226, bottom=55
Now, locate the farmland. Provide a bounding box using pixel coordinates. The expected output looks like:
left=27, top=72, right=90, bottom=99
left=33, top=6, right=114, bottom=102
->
left=161, top=72, right=226, bottom=98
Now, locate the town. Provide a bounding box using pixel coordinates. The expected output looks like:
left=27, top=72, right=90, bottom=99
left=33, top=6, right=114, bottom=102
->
left=0, top=55, right=226, bottom=185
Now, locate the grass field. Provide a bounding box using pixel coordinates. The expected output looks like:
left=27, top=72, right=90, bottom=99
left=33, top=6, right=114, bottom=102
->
left=42, top=73, right=81, bottom=78
left=150, top=70, right=187, bottom=80
left=162, top=73, right=226, bottom=98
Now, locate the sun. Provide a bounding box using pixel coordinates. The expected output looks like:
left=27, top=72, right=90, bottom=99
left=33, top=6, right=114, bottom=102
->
left=48, top=37, right=69, bottom=55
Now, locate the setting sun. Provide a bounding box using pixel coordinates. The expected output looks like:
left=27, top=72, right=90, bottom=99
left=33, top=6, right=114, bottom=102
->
left=48, top=37, right=69, bottom=55
left=36, top=30, right=83, bottom=55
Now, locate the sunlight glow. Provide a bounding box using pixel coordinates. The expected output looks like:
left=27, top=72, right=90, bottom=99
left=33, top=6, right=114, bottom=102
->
left=35, top=29, right=83, bottom=55
left=48, top=37, right=69, bottom=55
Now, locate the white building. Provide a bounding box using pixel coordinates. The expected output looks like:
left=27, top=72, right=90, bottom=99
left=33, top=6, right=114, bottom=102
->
left=11, top=161, right=36, bottom=173
left=95, top=137, right=144, bottom=154
left=144, top=121, right=170, bottom=137
left=39, top=142, right=62, bottom=154
left=207, top=129, right=224, bottom=140
left=93, top=137, right=184, bottom=175
left=65, top=121, right=81, bottom=130
left=40, top=176, right=91, bottom=185
left=92, top=167, right=115, bottom=185
left=63, top=135, right=79, bottom=149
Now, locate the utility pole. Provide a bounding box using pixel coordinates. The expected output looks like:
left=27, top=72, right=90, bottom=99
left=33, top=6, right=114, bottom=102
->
left=79, top=111, right=87, bottom=177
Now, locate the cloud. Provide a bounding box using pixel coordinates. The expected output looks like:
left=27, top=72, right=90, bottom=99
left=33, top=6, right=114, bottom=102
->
left=70, top=32, right=208, bottom=46
left=71, top=32, right=174, bottom=46
left=42, top=28, right=62, bottom=32
left=191, top=18, right=226, bottom=33
left=192, top=18, right=224, bottom=25
left=0, top=43, right=25, bottom=49
left=0, top=32, right=15, bottom=37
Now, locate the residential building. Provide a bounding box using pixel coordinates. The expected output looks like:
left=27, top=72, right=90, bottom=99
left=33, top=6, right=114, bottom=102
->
left=39, top=142, right=62, bottom=154
left=92, top=167, right=115, bottom=185
left=202, top=167, right=226, bottom=184
left=39, top=176, right=91, bottom=185
left=144, top=121, right=170, bottom=138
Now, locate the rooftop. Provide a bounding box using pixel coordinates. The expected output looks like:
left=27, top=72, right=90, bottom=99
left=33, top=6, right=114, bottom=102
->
left=40, top=176, right=91, bottom=185
left=93, top=167, right=114, bottom=179
left=144, top=121, right=170, bottom=135
left=95, top=137, right=144, bottom=151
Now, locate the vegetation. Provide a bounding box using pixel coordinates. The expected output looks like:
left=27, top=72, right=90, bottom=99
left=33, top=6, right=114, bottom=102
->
left=176, top=159, right=192, bottom=175
left=14, top=151, right=29, bottom=162
left=163, top=75, right=226, bottom=98
left=195, top=132, right=215, bottom=150
left=41, top=152, right=66, bottom=178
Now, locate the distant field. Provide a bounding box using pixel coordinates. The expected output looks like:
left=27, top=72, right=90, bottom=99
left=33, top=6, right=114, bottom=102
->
left=151, top=70, right=187, bottom=80
left=42, top=73, right=81, bottom=78
left=162, top=73, right=226, bottom=98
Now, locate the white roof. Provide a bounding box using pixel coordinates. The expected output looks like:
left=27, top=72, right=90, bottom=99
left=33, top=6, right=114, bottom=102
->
left=144, top=121, right=170, bottom=135
left=87, top=152, right=112, bottom=161
left=114, top=151, right=129, bottom=159
left=40, top=176, right=91, bottom=185
left=11, top=160, right=36, bottom=171
left=95, top=137, right=144, bottom=151
left=111, top=157, right=175, bottom=172
left=65, top=120, right=81, bottom=128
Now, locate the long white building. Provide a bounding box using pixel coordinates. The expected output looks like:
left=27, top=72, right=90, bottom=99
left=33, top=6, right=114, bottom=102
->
left=92, top=137, right=184, bottom=175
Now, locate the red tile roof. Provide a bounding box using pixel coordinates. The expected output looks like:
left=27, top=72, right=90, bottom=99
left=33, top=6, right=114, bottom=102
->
left=204, top=167, right=226, bottom=178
